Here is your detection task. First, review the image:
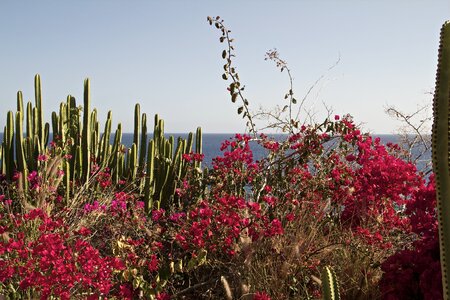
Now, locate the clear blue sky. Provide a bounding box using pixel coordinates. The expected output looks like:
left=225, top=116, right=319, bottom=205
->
left=0, top=1, right=448, bottom=133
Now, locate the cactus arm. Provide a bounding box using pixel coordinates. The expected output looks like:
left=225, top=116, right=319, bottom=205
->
left=43, top=123, right=49, bottom=148
left=17, top=91, right=24, bottom=121
left=26, top=102, right=32, bottom=139
left=5, top=112, right=14, bottom=180
left=34, top=74, right=44, bottom=147
left=59, top=102, right=67, bottom=147
left=15, top=111, right=27, bottom=174
left=129, top=143, right=138, bottom=180
left=134, top=104, right=141, bottom=162
left=51, top=112, right=59, bottom=143
left=63, top=160, right=70, bottom=202
left=195, top=127, right=202, bottom=169
left=32, top=135, right=41, bottom=170
left=144, top=140, right=155, bottom=212
left=110, top=124, right=122, bottom=184
left=82, top=79, right=91, bottom=183
left=75, top=145, right=82, bottom=181
left=432, top=20, right=450, bottom=300
left=0, top=142, right=4, bottom=175
left=100, top=111, right=112, bottom=169
left=186, top=132, right=193, bottom=154
left=139, top=113, right=147, bottom=173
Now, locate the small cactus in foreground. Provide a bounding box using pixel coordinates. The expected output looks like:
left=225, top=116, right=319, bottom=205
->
left=321, top=265, right=340, bottom=300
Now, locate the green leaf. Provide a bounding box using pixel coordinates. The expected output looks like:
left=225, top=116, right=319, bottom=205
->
left=222, top=50, right=227, bottom=59
left=237, top=106, right=244, bottom=114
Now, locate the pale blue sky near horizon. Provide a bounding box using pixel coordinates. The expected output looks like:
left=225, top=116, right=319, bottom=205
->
left=0, top=1, right=448, bottom=134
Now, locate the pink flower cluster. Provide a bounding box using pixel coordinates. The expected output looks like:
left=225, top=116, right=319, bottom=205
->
left=0, top=208, right=125, bottom=299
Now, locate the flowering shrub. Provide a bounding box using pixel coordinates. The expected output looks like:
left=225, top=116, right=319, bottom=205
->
left=0, top=115, right=440, bottom=299
left=380, top=175, right=441, bottom=300
left=0, top=205, right=124, bottom=299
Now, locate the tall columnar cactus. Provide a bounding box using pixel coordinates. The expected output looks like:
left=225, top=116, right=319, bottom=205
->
left=432, top=20, right=450, bottom=299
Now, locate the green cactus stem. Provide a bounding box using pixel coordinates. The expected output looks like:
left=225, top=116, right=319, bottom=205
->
left=51, top=112, right=59, bottom=142
left=129, top=143, right=138, bottom=180
left=81, top=79, right=91, bottom=183
left=139, top=113, right=147, bottom=174
left=59, top=102, right=67, bottom=146
left=144, top=140, right=155, bottom=211
left=134, top=104, right=141, bottom=162
left=26, top=102, right=32, bottom=139
left=63, top=160, right=70, bottom=203
left=321, top=266, right=340, bottom=300
left=0, top=143, right=4, bottom=175
left=100, top=111, right=112, bottom=169
left=432, top=20, right=450, bottom=300
left=15, top=111, right=27, bottom=175
left=17, top=91, right=24, bottom=120
left=4, top=112, right=14, bottom=180
left=195, top=127, right=202, bottom=169
left=34, top=74, right=45, bottom=148
left=43, top=123, right=49, bottom=148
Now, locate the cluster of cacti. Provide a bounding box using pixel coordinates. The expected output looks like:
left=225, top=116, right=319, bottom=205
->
left=143, top=114, right=202, bottom=211
left=0, top=75, right=202, bottom=211
left=432, top=20, right=450, bottom=300
left=1, top=76, right=49, bottom=193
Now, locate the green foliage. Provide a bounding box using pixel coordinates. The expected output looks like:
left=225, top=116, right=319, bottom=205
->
left=432, top=20, right=450, bottom=300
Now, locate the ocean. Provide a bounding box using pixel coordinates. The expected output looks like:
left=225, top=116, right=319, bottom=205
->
left=0, top=133, right=430, bottom=170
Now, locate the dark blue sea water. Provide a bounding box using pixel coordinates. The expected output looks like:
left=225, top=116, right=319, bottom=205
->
left=111, top=133, right=408, bottom=168
left=0, top=133, right=430, bottom=170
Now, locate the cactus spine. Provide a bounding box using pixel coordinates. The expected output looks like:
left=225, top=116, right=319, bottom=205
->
left=432, top=20, right=450, bottom=300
